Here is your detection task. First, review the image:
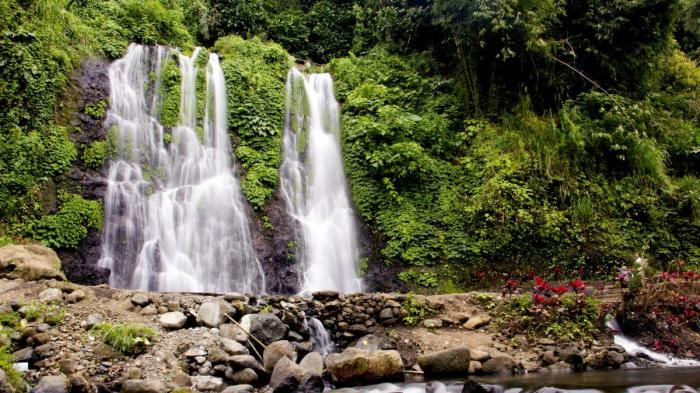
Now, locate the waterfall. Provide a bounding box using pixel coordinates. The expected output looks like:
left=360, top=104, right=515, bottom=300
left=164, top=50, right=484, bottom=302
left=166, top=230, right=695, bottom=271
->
left=307, top=317, right=336, bottom=355
left=99, top=44, right=265, bottom=294
left=280, top=68, right=363, bottom=294
left=607, top=318, right=700, bottom=367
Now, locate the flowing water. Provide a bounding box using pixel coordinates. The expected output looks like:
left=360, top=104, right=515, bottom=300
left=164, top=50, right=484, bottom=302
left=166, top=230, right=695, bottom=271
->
left=99, top=44, right=265, bottom=293
left=307, top=317, right=337, bottom=356
left=280, top=68, right=363, bottom=294
left=333, top=368, right=700, bottom=393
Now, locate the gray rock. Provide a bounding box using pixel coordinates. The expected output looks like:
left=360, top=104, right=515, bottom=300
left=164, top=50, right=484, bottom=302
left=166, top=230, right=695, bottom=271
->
left=556, top=345, right=583, bottom=367
left=32, top=375, right=68, bottom=393
left=139, top=306, right=158, bottom=316
left=39, top=288, right=63, bottom=304
left=470, top=349, right=490, bottom=362
left=220, top=324, right=247, bottom=342
left=422, top=319, right=443, bottom=329
left=191, top=376, right=223, bottom=391
left=67, top=373, right=93, bottom=393
left=85, top=314, right=102, bottom=330
left=326, top=348, right=404, bottom=386
left=299, top=352, right=324, bottom=376
left=481, top=355, right=518, bottom=375
left=171, top=372, right=190, bottom=387
left=66, top=290, right=86, bottom=304
left=378, top=308, right=394, bottom=320
left=220, top=338, right=249, bottom=356
left=239, top=313, right=287, bottom=345
left=120, top=379, right=166, bottom=393
left=269, top=356, right=303, bottom=393
left=301, top=373, right=324, bottom=393
left=185, top=347, right=207, bottom=358
left=0, top=244, right=66, bottom=281
left=538, top=338, right=556, bottom=346
left=224, top=293, right=247, bottom=302
left=58, top=355, right=78, bottom=374
left=228, top=355, right=264, bottom=371
left=547, top=361, right=572, bottom=373
left=197, top=301, right=234, bottom=328
left=417, top=347, right=471, bottom=378
left=461, top=380, right=488, bottom=393
left=231, top=368, right=258, bottom=385
left=263, top=340, right=297, bottom=372
left=221, top=385, right=254, bottom=393
left=130, top=294, right=149, bottom=307
left=468, top=361, right=482, bottom=375
left=12, top=347, right=34, bottom=362
left=159, top=312, right=187, bottom=329
left=463, top=315, right=491, bottom=330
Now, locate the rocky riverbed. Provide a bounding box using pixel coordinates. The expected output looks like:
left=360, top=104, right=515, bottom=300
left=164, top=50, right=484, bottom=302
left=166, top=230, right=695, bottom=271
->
left=0, top=245, right=690, bottom=393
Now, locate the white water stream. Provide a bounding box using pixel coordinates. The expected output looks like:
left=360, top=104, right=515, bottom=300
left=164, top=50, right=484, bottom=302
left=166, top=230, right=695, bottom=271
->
left=280, top=68, right=363, bottom=294
left=99, top=44, right=264, bottom=293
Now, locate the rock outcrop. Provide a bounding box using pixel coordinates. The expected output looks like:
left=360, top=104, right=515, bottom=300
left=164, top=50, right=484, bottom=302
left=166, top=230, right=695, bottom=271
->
left=417, top=347, right=471, bottom=378
left=325, top=348, right=404, bottom=386
left=0, top=245, right=66, bottom=281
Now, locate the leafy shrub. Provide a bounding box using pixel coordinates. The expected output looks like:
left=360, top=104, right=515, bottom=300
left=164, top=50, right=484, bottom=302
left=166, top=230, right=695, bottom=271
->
left=401, top=292, right=434, bottom=326
left=91, top=322, right=156, bottom=354
left=213, top=36, right=292, bottom=210
left=82, top=141, right=106, bottom=170
left=23, top=193, right=102, bottom=249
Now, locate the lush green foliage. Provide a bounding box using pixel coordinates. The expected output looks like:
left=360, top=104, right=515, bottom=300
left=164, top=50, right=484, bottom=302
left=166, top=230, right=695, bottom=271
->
left=21, top=193, right=103, bottom=249
left=82, top=141, right=106, bottom=170
left=0, top=0, right=191, bottom=245
left=401, top=293, right=434, bottom=326
left=331, top=42, right=700, bottom=289
left=0, top=346, right=25, bottom=392
left=91, top=322, right=157, bottom=354
left=214, top=36, right=293, bottom=210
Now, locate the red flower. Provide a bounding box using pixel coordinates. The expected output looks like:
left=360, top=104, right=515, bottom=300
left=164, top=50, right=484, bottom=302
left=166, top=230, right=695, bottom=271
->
left=578, top=266, right=585, bottom=276
left=533, top=294, right=547, bottom=304
left=551, top=285, right=569, bottom=295
left=476, top=271, right=486, bottom=280
left=570, top=278, right=586, bottom=292
left=653, top=339, right=662, bottom=351
left=684, top=308, right=696, bottom=320
left=534, top=276, right=550, bottom=291
left=669, top=338, right=678, bottom=347
left=505, top=279, right=518, bottom=288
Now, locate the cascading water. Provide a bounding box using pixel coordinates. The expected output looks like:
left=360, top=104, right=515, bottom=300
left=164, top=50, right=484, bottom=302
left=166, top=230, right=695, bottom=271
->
left=280, top=68, right=363, bottom=294
left=99, top=44, right=265, bottom=293
left=307, top=317, right=336, bottom=355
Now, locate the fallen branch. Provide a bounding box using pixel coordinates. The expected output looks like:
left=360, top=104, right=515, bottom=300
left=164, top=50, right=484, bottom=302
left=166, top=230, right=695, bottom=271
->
left=225, top=314, right=267, bottom=350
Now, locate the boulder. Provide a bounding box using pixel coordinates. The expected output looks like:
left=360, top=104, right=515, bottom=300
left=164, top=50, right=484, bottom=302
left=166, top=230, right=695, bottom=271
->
left=0, top=245, right=66, bottom=281
left=463, top=316, right=491, bottom=330
left=220, top=338, right=249, bottom=356
left=269, top=356, right=303, bottom=393
left=555, top=345, right=583, bottom=369
left=299, top=352, right=324, bottom=376
left=130, top=294, right=149, bottom=307
left=221, top=386, right=254, bottom=393
left=423, top=319, right=443, bottom=329
left=120, top=380, right=165, bottom=393
left=301, top=373, right=324, bottom=393
left=32, top=375, right=68, bottom=393
left=58, top=355, right=78, bottom=374
left=468, top=361, right=482, bottom=375
left=417, top=347, right=471, bottom=378
left=326, top=348, right=404, bottom=386
left=191, top=376, right=223, bottom=391
left=66, top=290, right=86, bottom=304
left=39, top=288, right=63, bottom=303
left=159, top=312, right=187, bottom=329
left=67, top=373, right=93, bottom=393
left=197, top=301, right=234, bottom=328
left=0, top=369, right=14, bottom=393
left=461, top=380, right=489, bottom=393
left=470, top=349, right=490, bottom=362
left=481, top=355, right=518, bottom=375
left=231, top=369, right=258, bottom=385
left=263, top=340, right=297, bottom=372
left=12, top=347, right=34, bottom=363
left=239, top=313, right=286, bottom=345
left=85, top=314, right=102, bottom=330
left=228, top=355, right=264, bottom=371
left=220, top=324, right=247, bottom=342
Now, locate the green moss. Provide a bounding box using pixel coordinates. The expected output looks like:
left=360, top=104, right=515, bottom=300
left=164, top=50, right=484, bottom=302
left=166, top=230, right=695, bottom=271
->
left=83, top=100, right=107, bottom=119
left=90, top=322, right=157, bottom=355
left=160, top=56, right=183, bottom=128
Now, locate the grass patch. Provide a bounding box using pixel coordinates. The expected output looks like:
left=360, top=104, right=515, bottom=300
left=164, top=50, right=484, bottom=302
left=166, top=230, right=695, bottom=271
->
left=90, top=322, right=156, bottom=354
left=0, top=346, right=25, bottom=392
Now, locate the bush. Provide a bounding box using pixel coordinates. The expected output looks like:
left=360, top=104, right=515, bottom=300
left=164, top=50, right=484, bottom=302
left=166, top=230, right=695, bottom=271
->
left=82, top=141, right=106, bottom=170
left=23, top=193, right=102, bottom=249
left=90, top=322, right=157, bottom=354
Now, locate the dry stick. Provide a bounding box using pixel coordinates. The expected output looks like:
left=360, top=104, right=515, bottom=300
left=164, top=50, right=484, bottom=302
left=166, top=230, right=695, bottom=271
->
left=247, top=338, right=264, bottom=362
left=225, top=314, right=267, bottom=349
